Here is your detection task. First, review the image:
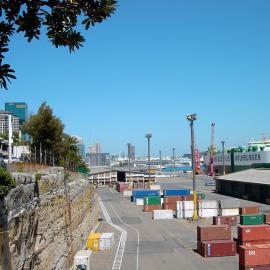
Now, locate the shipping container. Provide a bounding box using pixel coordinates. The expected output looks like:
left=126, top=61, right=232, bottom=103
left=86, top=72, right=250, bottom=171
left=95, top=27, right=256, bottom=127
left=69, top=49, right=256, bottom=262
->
left=74, top=250, right=92, bottom=270
left=235, top=238, right=270, bottom=253
left=197, top=225, right=231, bottom=242
left=264, top=213, right=270, bottom=224
left=144, top=204, right=162, bottom=212
left=144, top=196, right=161, bottom=205
left=163, top=203, right=177, bottom=211
left=219, top=199, right=240, bottom=209
left=198, top=200, right=219, bottom=209
left=123, top=190, right=132, bottom=197
left=136, top=198, right=144, bottom=206
left=201, top=240, right=236, bottom=257
left=239, top=244, right=270, bottom=267
left=116, top=182, right=131, bottom=193
left=176, top=201, right=194, bottom=211
left=150, top=184, right=161, bottom=190
left=153, top=210, right=174, bottom=220
left=213, top=216, right=237, bottom=226
left=199, top=208, right=218, bottom=218
left=132, top=189, right=160, bottom=197
left=197, top=192, right=206, bottom=200
left=240, top=206, right=260, bottom=215
left=176, top=210, right=183, bottom=219
left=240, top=215, right=264, bottom=225
left=164, top=196, right=182, bottom=204
left=183, top=209, right=194, bottom=219
left=238, top=225, right=270, bottom=242
left=99, top=233, right=114, bottom=250
left=87, top=233, right=101, bottom=251
left=182, top=195, right=194, bottom=201
left=219, top=208, right=239, bottom=216
left=163, top=189, right=190, bottom=196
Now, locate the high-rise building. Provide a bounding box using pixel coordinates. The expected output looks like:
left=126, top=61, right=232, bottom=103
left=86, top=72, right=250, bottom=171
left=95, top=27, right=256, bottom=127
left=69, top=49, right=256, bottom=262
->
left=0, top=111, right=20, bottom=136
left=5, top=102, right=28, bottom=125
left=88, top=153, right=110, bottom=167
left=90, top=143, right=102, bottom=154
left=130, top=145, right=135, bottom=166
left=72, top=135, right=85, bottom=160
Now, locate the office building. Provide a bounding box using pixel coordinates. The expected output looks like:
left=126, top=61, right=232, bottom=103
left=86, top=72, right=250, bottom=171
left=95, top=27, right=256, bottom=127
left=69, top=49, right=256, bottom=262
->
left=88, top=153, right=110, bottom=167
left=72, top=135, right=86, bottom=160
left=90, top=143, right=102, bottom=154
left=5, top=102, right=28, bottom=125
left=0, top=111, right=20, bottom=136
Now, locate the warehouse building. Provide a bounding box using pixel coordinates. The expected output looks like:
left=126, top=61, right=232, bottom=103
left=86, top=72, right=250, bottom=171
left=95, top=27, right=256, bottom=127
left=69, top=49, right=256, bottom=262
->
left=215, top=169, right=270, bottom=204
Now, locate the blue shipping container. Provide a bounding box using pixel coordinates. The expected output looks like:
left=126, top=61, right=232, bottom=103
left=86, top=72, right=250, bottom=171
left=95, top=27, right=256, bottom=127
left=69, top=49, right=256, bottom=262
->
left=132, top=190, right=160, bottom=197
left=163, top=189, right=190, bottom=196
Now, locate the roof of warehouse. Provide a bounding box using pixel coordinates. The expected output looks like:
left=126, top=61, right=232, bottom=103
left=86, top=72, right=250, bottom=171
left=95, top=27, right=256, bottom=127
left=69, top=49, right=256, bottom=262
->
left=216, top=169, right=270, bottom=185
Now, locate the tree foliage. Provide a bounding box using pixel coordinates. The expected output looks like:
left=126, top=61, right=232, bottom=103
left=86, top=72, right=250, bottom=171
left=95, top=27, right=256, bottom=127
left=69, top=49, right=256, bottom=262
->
left=23, top=102, right=64, bottom=154
left=0, top=167, right=16, bottom=198
left=0, top=0, right=117, bottom=89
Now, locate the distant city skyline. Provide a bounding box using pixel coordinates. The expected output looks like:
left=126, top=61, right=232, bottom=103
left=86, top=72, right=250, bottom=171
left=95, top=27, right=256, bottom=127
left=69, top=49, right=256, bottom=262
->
left=2, top=1, right=270, bottom=155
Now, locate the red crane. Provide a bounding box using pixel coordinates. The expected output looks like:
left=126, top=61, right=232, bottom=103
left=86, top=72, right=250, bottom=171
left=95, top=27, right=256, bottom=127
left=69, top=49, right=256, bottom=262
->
left=208, top=123, right=215, bottom=176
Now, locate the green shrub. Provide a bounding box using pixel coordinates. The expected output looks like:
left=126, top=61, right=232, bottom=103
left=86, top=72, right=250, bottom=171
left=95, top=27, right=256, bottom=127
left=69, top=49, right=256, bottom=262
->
left=0, top=168, right=16, bottom=198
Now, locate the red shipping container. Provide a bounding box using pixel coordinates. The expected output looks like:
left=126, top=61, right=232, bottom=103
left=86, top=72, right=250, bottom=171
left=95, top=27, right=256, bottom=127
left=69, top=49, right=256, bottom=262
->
left=213, top=216, right=238, bottom=226
left=238, top=225, right=270, bottom=242
left=163, top=203, right=177, bottom=211
left=239, top=244, right=270, bottom=267
left=201, top=240, right=236, bottom=257
left=163, top=196, right=182, bottom=204
left=197, top=241, right=202, bottom=255
left=144, top=204, right=162, bottom=212
left=264, top=213, right=270, bottom=224
left=197, top=225, right=231, bottom=242
left=181, top=195, right=194, bottom=201
left=239, top=265, right=270, bottom=270
left=240, top=207, right=260, bottom=215
left=234, top=238, right=270, bottom=254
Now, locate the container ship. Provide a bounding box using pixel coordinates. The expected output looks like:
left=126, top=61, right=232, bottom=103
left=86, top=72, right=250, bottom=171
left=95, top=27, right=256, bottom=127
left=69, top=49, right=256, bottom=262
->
left=203, top=139, right=270, bottom=175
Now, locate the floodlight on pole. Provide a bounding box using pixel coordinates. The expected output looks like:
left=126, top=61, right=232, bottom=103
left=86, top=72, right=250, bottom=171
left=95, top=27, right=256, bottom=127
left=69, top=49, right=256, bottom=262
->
left=145, top=133, right=152, bottom=186
left=221, top=140, right=225, bottom=175
left=186, top=113, right=198, bottom=221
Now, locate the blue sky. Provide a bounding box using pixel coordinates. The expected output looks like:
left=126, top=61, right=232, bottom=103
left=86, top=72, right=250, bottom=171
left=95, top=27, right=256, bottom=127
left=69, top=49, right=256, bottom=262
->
left=1, top=0, right=270, bottom=156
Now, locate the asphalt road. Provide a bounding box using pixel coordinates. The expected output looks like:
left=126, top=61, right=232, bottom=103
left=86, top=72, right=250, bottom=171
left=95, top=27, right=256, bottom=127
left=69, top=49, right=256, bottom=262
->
left=95, top=175, right=270, bottom=270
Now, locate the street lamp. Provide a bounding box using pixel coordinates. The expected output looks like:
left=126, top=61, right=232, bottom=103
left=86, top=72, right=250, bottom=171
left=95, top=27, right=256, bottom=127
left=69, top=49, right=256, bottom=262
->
left=221, top=140, right=225, bottom=175
left=145, top=134, right=152, bottom=186
left=186, top=113, right=198, bottom=221
left=159, top=150, right=162, bottom=173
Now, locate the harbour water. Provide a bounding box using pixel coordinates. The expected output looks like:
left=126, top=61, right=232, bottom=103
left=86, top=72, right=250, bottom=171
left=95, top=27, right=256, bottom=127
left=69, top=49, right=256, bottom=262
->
left=162, top=166, right=192, bottom=172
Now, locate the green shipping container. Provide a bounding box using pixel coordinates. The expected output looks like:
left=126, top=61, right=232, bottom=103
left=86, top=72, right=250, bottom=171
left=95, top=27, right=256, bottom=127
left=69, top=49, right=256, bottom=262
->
left=240, top=214, right=264, bottom=225
left=197, top=193, right=206, bottom=200
left=144, top=196, right=161, bottom=205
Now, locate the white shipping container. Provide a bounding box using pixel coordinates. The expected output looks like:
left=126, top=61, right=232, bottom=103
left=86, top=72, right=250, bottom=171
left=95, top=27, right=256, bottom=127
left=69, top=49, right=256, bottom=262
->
left=182, top=201, right=194, bottom=210
left=74, top=250, right=92, bottom=270
left=161, top=198, right=164, bottom=205
left=150, top=184, right=161, bottom=190
left=219, top=208, right=239, bottom=216
left=123, top=190, right=132, bottom=197
left=183, top=209, right=194, bottom=219
left=176, top=201, right=183, bottom=211
left=136, top=198, right=144, bottom=206
left=176, top=210, right=183, bottom=219
left=99, top=233, right=114, bottom=250
left=153, top=210, right=174, bottom=220
left=198, top=200, right=219, bottom=209
left=199, top=208, right=218, bottom=218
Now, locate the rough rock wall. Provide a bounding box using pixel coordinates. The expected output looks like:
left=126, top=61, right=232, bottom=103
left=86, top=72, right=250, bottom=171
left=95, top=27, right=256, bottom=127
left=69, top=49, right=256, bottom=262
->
left=0, top=167, right=98, bottom=270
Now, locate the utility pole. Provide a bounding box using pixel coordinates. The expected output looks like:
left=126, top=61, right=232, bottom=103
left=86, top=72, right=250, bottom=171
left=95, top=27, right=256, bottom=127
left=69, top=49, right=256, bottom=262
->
left=186, top=114, right=198, bottom=221
left=145, top=134, right=152, bottom=186
left=221, top=140, right=225, bottom=175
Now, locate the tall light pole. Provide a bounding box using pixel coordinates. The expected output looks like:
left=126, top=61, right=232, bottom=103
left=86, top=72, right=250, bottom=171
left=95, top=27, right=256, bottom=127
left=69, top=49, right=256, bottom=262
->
left=145, top=134, right=152, bottom=186
left=186, top=113, right=198, bottom=221
left=127, top=143, right=131, bottom=182
left=221, top=140, right=225, bottom=175
left=172, top=147, right=176, bottom=176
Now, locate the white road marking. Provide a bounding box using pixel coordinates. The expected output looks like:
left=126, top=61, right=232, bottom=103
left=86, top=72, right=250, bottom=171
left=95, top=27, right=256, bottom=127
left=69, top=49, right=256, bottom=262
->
left=109, top=203, right=140, bottom=270
left=98, top=197, right=127, bottom=270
